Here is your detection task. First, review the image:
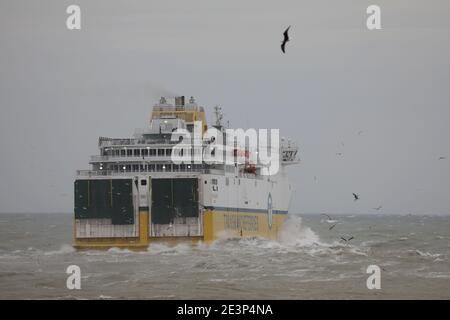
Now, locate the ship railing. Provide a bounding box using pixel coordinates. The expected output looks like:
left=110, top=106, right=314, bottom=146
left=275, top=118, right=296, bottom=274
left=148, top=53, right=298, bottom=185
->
left=76, top=167, right=212, bottom=177
left=152, top=105, right=201, bottom=112
left=98, top=138, right=176, bottom=147
left=105, top=139, right=137, bottom=146
left=90, top=155, right=182, bottom=162
left=76, top=170, right=109, bottom=177
left=99, top=138, right=202, bottom=148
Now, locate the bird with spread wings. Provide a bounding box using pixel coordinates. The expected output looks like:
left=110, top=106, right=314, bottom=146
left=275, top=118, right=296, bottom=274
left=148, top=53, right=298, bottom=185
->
left=281, top=26, right=290, bottom=53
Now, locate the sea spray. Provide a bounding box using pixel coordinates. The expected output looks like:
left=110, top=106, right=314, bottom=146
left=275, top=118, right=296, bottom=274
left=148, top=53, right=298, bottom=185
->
left=279, top=215, right=320, bottom=246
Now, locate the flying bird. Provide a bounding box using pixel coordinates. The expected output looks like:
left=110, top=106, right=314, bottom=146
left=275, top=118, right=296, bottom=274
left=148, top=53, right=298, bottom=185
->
left=438, top=156, right=446, bottom=160
left=352, top=193, right=360, bottom=201
left=281, top=26, right=290, bottom=53
left=329, top=223, right=338, bottom=231
left=336, top=152, right=343, bottom=156
left=373, top=205, right=382, bottom=211
left=320, top=213, right=339, bottom=224
left=340, top=236, right=354, bottom=243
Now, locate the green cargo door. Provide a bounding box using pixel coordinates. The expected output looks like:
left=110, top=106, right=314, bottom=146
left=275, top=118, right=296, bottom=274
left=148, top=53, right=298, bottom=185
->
left=74, top=179, right=134, bottom=225
left=151, top=178, right=198, bottom=224
left=111, top=179, right=134, bottom=225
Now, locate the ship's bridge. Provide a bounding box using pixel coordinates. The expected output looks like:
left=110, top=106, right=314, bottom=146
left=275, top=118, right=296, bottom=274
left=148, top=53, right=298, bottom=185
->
left=78, top=95, right=300, bottom=177
left=151, top=96, right=207, bottom=135
left=79, top=96, right=208, bottom=177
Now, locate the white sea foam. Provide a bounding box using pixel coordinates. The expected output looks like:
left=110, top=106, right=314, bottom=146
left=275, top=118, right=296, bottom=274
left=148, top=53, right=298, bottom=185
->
left=43, top=244, right=75, bottom=256
left=424, top=272, right=450, bottom=279
left=413, top=250, right=442, bottom=258
left=278, top=215, right=321, bottom=247
left=107, top=247, right=133, bottom=254
left=146, top=242, right=192, bottom=255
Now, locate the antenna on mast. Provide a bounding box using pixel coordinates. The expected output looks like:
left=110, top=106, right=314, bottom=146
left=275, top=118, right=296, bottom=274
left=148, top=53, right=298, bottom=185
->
left=213, top=105, right=223, bottom=127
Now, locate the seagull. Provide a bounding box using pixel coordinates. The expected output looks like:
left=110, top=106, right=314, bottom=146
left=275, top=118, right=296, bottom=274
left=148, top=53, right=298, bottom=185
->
left=321, top=213, right=339, bottom=225
left=336, top=152, right=343, bottom=156
left=438, top=156, right=446, bottom=160
left=358, top=130, right=363, bottom=136
left=373, top=205, right=382, bottom=211
left=352, top=193, right=360, bottom=201
left=340, top=236, right=354, bottom=243
left=281, top=26, right=290, bottom=53
left=328, top=223, right=338, bottom=231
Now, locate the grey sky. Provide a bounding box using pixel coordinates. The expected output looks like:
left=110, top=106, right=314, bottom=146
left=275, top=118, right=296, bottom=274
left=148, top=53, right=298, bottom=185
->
left=1, top=0, right=449, bottom=214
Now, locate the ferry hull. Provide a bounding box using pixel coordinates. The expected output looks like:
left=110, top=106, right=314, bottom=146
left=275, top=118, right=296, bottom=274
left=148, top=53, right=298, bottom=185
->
left=74, top=209, right=287, bottom=250
left=203, top=209, right=287, bottom=242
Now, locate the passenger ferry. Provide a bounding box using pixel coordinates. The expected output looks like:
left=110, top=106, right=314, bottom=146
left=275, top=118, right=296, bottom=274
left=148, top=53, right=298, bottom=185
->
left=74, top=96, right=299, bottom=249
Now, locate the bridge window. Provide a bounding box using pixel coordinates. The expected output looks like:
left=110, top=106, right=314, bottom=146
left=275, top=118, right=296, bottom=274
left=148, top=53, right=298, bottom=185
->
left=134, top=149, right=140, bottom=156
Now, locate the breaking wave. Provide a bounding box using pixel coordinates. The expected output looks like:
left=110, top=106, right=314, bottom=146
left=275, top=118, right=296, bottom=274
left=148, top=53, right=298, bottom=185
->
left=278, top=215, right=321, bottom=246
left=42, top=244, right=75, bottom=256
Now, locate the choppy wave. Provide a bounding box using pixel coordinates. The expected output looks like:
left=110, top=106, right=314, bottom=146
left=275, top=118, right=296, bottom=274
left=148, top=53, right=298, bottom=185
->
left=412, top=250, right=442, bottom=259
left=43, top=244, right=76, bottom=256
left=1, top=213, right=450, bottom=299
left=279, top=215, right=321, bottom=246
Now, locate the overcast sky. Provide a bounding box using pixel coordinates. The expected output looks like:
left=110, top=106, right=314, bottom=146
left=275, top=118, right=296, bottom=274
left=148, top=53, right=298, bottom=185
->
left=1, top=0, right=449, bottom=214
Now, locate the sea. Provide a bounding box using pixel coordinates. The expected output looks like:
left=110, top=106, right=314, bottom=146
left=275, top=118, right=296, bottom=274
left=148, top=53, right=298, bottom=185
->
left=0, top=213, right=449, bottom=299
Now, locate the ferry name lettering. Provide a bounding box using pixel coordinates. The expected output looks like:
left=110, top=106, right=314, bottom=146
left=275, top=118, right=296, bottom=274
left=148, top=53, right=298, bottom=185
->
left=224, top=214, right=258, bottom=231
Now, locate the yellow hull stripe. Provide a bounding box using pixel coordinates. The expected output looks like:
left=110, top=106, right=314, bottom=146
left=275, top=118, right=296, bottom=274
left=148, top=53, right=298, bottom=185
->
left=74, top=209, right=286, bottom=249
